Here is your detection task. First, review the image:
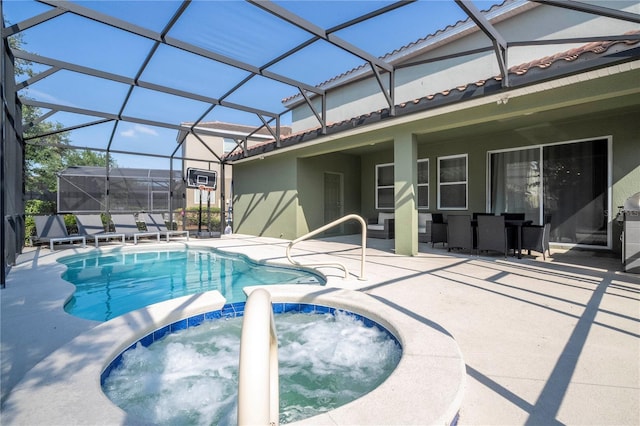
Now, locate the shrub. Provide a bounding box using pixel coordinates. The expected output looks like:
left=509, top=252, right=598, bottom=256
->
left=175, top=207, right=221, bottom=231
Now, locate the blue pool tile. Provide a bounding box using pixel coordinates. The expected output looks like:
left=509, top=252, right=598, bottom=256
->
left=205, top=310, right=222, bottom=320
left=139, top=334, right=154, bottom=348
left=221, top=305, right=236, bottom=318
left=300, top=304, right=315, bottom=313
left=188, top=314, right=205, bottom=328
left=283, top=303, right=300, bottom=313
left=314, top=305, right=332, bottom=314
left=170, top=319, right=188, bottom=332
left=154, top=325, right=170, bottom=341
left=272, top=302, right=285, bottom=314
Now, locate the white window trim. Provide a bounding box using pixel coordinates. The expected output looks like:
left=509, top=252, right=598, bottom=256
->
left=375, top=163, right=394, bottom=210
left=437, top=154, right=468, bottom=210
left=194, top=188, right=216, bottom=205
left=418, top=158, right=429, bottom=210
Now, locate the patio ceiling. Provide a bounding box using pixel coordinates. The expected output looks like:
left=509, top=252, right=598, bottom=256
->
left=2, top=0, right=639, bottom=165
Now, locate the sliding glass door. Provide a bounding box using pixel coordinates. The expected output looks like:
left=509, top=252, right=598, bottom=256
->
left=490, top=138, right=609, bottom=247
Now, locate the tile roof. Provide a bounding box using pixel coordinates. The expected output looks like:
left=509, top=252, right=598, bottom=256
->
left=281, top=0, right=529, bottom=105
left=225, top=32, right=640, bottom=162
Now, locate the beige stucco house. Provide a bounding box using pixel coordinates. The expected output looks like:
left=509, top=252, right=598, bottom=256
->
left=180, top=121, right=292, bottom=213
left=224, top=0, right=640, bottom=256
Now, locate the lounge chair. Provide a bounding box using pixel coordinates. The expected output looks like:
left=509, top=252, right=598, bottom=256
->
left=31, top=215, right=86, bottom=250
left=144, top=213, right=189, bottom=242
left=75, top=214, right=125, bottom=248
left=110, top=214, right=160, bottom=244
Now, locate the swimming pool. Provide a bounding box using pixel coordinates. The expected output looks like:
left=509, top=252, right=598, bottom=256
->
left=58, top=249, right=325, bottom=321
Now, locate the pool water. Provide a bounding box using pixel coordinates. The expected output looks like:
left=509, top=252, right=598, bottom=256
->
left=102, top=309, right=402, bottom=425
left=59, top=249, right=324, bottom=321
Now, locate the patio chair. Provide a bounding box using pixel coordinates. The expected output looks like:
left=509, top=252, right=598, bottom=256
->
left=446, top=215, right=473, bottom=253
left=144, top=213, right=189, bottom=242
left=476, top=215, right=512, bottom=258
left=522, top=214, right=552, bottom=260
left=31, top=215, right=86, bottom=250
left=110, top=214, right=160, bottom=244
left=501, top=212, right=526, bottom=220
left=367, top=212, right=395, bottom=239
left=418, top=212, right=432, bottom=243
left=75, top=214, right=125, bottom=248
left=431, top=213, right=448, bottom=247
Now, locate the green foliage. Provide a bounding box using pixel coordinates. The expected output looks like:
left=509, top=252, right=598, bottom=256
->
left=24, top=200, right=57, bottom=243
left=12, top=27, right=114, bottom=200
left=176, top=207, right=222, bottom=231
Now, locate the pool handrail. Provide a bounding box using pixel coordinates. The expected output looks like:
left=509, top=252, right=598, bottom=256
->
left=237, top=288, right=279, bottom=426
left=285, top=214, right=367, bottom=280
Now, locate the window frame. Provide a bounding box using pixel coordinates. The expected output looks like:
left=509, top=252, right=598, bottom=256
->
left=375, top=163, right=394, bottom=210
left=417, top=158, right=429, bottom=210
left=437, top=154, right=468, bottom=210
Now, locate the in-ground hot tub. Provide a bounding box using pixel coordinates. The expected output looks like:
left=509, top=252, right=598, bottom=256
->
left=3, top=286, right=466, bottom=425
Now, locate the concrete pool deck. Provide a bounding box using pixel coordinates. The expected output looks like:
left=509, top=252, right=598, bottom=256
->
left=1, top=234, right=639, bottom=425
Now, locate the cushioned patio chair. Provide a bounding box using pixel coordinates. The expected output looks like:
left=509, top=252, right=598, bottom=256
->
left=75, top=214, right=125, bottom=248
left=522, top=214, right=552, bottom=260
left=430, top=213, right=447, bottom=247
left=418, top=212, right=432, bottom=243
left=476, top=215, right=513, bottom=258
left=110, top=214, right=160, bottom=244
left=144, top=213, right=189, bottom=242
left=367, top=212, right=395, bottom=239
left=446, top=215, right=473, bottom=253
left=31, top=215, right=86, bottom=250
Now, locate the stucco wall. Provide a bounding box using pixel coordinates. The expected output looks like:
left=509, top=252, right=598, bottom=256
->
left=233, top=152, right=362, bottom=238
left=298, top=153, right=362, bottom=235
left=231, top=154, right=299, bottom=239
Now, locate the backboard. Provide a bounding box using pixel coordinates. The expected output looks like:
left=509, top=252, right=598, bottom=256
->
left=186, top=168, right=217, bottom=190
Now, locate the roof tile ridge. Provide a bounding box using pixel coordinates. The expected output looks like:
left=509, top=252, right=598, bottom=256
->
left=281, top=0, right=515, bottom=104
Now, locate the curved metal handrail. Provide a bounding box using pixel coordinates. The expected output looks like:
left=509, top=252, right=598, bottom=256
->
left=285, top=214, right=367, bottom=280
left=237, top=288, right=279, bottom=426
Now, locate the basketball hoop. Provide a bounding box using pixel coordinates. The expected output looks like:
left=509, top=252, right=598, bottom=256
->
left=198, top=185, right=213, bottom=192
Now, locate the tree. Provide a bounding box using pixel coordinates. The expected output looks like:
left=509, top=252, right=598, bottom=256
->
left=9, top=25, right=115, bottom=198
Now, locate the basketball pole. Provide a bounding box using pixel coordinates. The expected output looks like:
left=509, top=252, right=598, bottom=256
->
left=198, top=186, right=204, bottom=235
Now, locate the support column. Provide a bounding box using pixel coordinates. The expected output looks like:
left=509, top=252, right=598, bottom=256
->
left=394, top=133, right=418, bottom=256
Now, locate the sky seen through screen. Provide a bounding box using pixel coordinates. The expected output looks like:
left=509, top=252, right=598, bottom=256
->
left=5, top=0, right=500, bottom=169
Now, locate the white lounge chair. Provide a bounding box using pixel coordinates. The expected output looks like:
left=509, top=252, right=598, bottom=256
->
left=75, top=214, right=125, bottom=248
left=144, top=213, right=189, bottom=242
left=31, top=215, right=86, bottom=250
left=110, top=214, right=160, bottom=244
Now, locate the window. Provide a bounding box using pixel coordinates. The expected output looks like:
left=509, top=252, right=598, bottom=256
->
left=418, top=159, right=429, bottom=209
left=489, top=138, right=610, bottom=247
left=223, top=138, right=238, bottom=154
left=194, top=189, right=215, bottom=205
left=376, top=163, right=394, bottom=209
left=438, top=154, right=467, bottom=209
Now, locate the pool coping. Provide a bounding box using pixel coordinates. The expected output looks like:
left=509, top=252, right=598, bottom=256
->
left=2, top=284, right=465, bottom=425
